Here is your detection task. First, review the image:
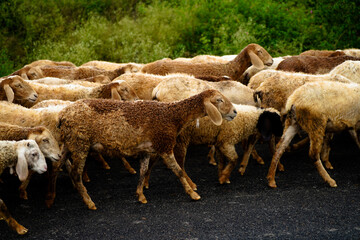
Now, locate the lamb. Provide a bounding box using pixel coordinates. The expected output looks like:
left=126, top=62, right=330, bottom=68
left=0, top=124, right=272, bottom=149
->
left=0, top=76, right=38, bottom=105
left=80, top=60, right=143, bottom=73
left=50, top=90, right=237, bottom=209
left=141, top=43, right=273, bottom=81
left=329, top=60, right=360, bottom=84
left=239, top=56, right=287, bottom=85
left=150, top=104, right=283, bottom=190
left=152, top=74, right=256, bottom=106
left=9, top=59, right=76, bottom=80
left=0, top=139, right=47, bottom=235
left=0, top=122, right=62, bottom=199
left=23, top=65, right=126, bottom=81
left=23, top=80, right=139, bottom=107
left=266, top=81, right=360, bottom=188
left=276, top=55, right=360, bottom=74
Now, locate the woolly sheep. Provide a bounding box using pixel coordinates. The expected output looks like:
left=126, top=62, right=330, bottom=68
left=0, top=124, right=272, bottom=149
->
left=29, top=77, right=106, bottom=87
left=266, top=81, right=360, bottom=188
left=299, top=49, right=346, bottom=57
left=81, top=60, right=143, bottom=73
left=23, top=80, right=139, bottom=107
left=24, top=65, right=125, bottom=81
left=342, top=48, right=360, bottom=58
left=146, top=104, right=283, bottom=190
left=0, top=76, right=38, bottom=105
left=9, top=59, right=76, bottom=80
left=174, top=55, right=230, bottom=64
left=0, top=139, right=47, bottom=235
left=276, top=55, right=360, bottom=74
left=329, top=60, right=360, bottom=84
left=239, top=56, right=287, bottom=85
left=51, top=90, right=237, bottom=209
left=141, top=43, right=273, bottom=81
left=152, top=75, right=256, bottom=106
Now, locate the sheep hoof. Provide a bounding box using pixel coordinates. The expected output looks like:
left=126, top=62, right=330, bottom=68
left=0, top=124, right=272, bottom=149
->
left=238, top=167, right=245, bottom=176
left=45, top=195, right=55, bottom=208
left=16, top=225, right=28, bottom=235
left=328, top=179, right=337, bottom=188
left=277, top=163, right=285, bottom=172
left=138, top=195, right=147, bottom=204
left=190, top=192, right=201, bottom=201
left=129, top=169, right=137, bottom=175
left=208, top=159, right=217, bottom=166
left=257, top=159, right=265, bottom=165
left=19, top=191, right=28, bottom=200
left=219, top=175, right=227, bottom=184
left=268, top=180, right=277, bottom=188
left=88, top=202, right=97, bottom=210
left=324, top=161, right=334, bottom=170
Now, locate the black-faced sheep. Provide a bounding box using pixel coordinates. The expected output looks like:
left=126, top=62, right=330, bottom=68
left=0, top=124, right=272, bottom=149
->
left=141, top=43, right=273, bottom=81
left=51, top=90, right=237, bottom=209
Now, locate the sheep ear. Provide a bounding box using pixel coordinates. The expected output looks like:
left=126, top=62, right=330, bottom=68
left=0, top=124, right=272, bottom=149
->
left=111, top=87, right=122, bottom=100
left=16, top=150, right=29, bottom=182
left=21, top=73, right=29, bottom=80
left=3, top=84, right=14, bottom=103
left=204, top=100, right=222, bottom=126
left=249, top=51, right=264, bottom=69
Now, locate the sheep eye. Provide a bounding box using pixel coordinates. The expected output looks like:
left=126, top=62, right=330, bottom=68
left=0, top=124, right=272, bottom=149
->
left=32, top=153, right=38, bottom=157
left=16, top=84, right=22, bottom=88
left=43, top=138, right=49, bottom=143
left=216, top=98, right=224, bottom=103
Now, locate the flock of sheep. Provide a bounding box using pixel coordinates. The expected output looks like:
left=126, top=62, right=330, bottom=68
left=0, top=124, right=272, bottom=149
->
left=0, top=43, right=360, bottom=235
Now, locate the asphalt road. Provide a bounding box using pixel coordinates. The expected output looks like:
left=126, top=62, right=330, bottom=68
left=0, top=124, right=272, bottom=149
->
left=1, top=131, right=360, bottom=239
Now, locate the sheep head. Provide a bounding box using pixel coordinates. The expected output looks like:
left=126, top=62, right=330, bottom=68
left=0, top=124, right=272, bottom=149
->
left=203, top=90, right=237, bottom=126
left=110, top=80, right=139, bottom=101
left=247, top=44, right=273, bottom=69
left=0, top=76, right=38, bottom=103
left=29, top=127, right=62, bottom=162
left=27, top=66, right=44, bottom=79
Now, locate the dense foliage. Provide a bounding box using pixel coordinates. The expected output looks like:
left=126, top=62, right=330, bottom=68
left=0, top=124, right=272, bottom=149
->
left=1, top=0, right=359, bottom=76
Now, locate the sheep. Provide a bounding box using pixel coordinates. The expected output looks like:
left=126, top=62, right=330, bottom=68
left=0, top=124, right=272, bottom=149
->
left=329, top=60, right=360, bottom=84
left=299, top=50, right=346, bottom=57
left=9, top=59, right=76, bottom=80
left=145, top=104, right=283, bottom=190
left=23, top=65, right=126, bottom=81
left=0, top=76, right=38, bottom=105
left=141, top=43, right=273, bottom=81
left=251, top=70, right=352, bottom=115
left=50, top=90, right=237, bottom=209
left=0, top=139, right=47, bottom=235
left=276, top=55, right=360, bottom=74
left=0, top=122, right=62, bottom=199
left=80, top=60, right=144, bottom=73
left=239, top=56, right=287, bottom=85
left=22, top=80, right=139, bottom=107
left=29, top=77, right=108, bottom=86
left=266, top=81, right=360, bottom=188
left=30, top=99, right=74, bottom=109
left=174, top=55, right=230, bottom=64
left=342, top=48, right=360, bottom=58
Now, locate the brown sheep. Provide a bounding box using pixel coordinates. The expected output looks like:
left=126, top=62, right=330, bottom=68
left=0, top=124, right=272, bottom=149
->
left=276, top=55, right=360, bottom=74
left=299, top=50, right=346, bottom=57
left=0, top=76, right=38, bottom=105
left=24, top=65, right=126, bottom=81
left=141, top=43, right=273, bottom=82
left=9, top=59, right=76, bottom=80
left=81, top=60, right=143, bottom=73
left=49, top=90, right=237, bottom=210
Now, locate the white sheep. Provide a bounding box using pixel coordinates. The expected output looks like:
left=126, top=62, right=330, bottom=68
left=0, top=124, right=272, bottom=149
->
left=329, top=60, right=360, bottom=84
left=152, top=74, right=256, bottom=106
left=0, top=139, right=47, bottom=235
left=51, top=90, right=237, bottom=209
left=266, top=81, right=360, bottom=188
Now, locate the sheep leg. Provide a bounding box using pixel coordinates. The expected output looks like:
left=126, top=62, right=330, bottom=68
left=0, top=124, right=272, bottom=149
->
left=218, top=144, right=238, bottom=184
left=69, top=151, right=97, bottom=210
left=216, top=149, right=226, bottom=181
left=161, top=152, right=200, bottom=201
left=321, top=133, right=334, bottom=169
left=121, top=157, right=136, bottom=174
left=91, top=152, right=111, bottom=170
left=349, top=129, right=360, bottom=149
left=207, top=145, right=217, bottom=165
left=45, top=147, right=69, bottom=208
left=173, top=142, right=197, bottom=191
left=269, top=136, right=285, bottom=172
left=0, top=199, right=28, bottom=235
left=251, top=148, right=264, bottom=165
left=267, top=122, right=299, bottom=188
left=308, top=133, right=337, bottom=187
left=238, top=135, right=258, bottom=175
left=18, top=170, right=35, bottom=200
left=144, top=157, right=158, bottom=189
left=286, top=136, right=309, bottom=152
left=136, top=154, right=150, bottom=204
